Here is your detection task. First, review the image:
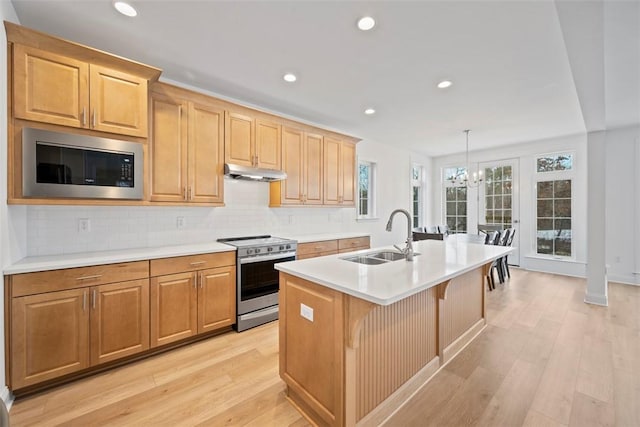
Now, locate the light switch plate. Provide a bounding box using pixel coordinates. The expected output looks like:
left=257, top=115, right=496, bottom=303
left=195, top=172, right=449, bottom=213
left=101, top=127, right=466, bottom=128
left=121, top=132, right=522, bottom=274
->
left=300, top=303, right=314, bottom=322
left=176, top=216, right=186, bottom=229
left=78, top=218, right=90, bottom=233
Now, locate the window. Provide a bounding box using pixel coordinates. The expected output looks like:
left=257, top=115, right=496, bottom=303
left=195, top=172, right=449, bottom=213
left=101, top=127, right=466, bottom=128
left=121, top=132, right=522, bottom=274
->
left=443, top=167, right=467, bottom=233
left=358, top=160, right=376, bottom=218
left=483, top=165, right=513, bottom=229
left=411, top=165, right=424, bottom=228
left=535, top=153, right=572, bottom=257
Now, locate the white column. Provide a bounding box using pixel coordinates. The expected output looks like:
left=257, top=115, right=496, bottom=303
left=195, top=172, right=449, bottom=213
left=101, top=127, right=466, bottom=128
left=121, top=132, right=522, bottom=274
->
left=585, top=131, right=608, bottom=305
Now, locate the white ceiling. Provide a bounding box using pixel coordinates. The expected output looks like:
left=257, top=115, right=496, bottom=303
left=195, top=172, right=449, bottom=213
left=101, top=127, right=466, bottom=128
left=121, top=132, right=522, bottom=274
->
left=8, top=1, right=639, bottom=156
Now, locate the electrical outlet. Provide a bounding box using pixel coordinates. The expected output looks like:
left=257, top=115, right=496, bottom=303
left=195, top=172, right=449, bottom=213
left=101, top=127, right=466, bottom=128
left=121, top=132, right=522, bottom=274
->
left=615, top=256, right=621, bottom=263
left=78, top=218, right=91, bottom=233
left=300, top=303, right=314, bottom=322
left=176, top=216, right=186, bottom=229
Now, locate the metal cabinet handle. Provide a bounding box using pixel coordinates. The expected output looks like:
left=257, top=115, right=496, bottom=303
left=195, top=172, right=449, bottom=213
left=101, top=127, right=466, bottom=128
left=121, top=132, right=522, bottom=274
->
left=92, top=289, right=97, bottom=309
left=193, top=274, right=198, bottom=289
left=76, top=274, right=102, bottom=281
left=183, top=187, right=187, bottom=200
left=82, top=291, right=87, bottom=311
left=92, top=110, right=96, bottom=128
left=189, top=261, right=206, bottom=266
left=188, top=187, right=192, bottom=200
left=199, top=273, right=204, bottom=289
left=81, top=108, right=86, bottom=126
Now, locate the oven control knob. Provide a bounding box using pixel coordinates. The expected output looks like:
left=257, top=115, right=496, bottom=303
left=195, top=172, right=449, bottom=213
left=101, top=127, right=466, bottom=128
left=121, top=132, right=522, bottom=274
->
left=279, top=245, right=284, bottom=250
left=286, top=244, right=291, bottom=249
left=255, top=248, right=261, bottom=254
left=247, top=249, right=253, bottom=255
left=267, top=247, right=273, bottom=252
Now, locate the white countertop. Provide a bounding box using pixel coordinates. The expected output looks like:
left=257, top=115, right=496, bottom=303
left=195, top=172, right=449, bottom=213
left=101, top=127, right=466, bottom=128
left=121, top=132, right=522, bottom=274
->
left=278, top=232, right=370, bottom=244
left=4, top=242, right=235, bottom=275
left=275, top=239, right=513, bottom=305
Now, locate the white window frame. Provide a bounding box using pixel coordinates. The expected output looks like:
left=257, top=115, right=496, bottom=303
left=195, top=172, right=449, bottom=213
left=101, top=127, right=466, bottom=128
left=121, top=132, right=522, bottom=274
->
left=442, top=166, right=468, bottom=233
left=411, top=164, right=424, bottom=228
left=357, top=159, right=377, bottom=220
left=534, top=151, right=575, bottom=259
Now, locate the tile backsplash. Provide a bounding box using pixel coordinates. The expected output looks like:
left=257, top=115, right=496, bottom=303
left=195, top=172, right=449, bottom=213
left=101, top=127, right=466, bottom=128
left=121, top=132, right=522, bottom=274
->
left=23, top=180, right=355, bottom=257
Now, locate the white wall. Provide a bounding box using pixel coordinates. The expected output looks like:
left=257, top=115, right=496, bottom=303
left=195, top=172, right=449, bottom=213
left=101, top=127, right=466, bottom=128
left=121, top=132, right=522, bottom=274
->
left=605, top=125, right=640, bottom=284
left=1, top=1, right=21, bottom=406
left=431, top=133, right=588, bottom=278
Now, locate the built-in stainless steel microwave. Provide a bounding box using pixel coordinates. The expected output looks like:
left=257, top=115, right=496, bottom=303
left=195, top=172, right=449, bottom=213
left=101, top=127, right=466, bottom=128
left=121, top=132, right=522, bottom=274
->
left=22, top=128, right=143, bottom=200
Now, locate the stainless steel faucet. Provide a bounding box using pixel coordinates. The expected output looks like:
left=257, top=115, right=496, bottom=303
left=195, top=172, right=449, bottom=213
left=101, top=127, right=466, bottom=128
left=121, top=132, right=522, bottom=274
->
left=385, top=209, right=414, bottom=261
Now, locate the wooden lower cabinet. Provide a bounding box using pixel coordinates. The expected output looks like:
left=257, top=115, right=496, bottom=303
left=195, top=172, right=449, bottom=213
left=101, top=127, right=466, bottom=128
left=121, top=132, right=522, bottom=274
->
left=297, top=237, right=370, bottom=259
left=11, top=278, right=150, bottom=389
left=11, top=288, right=90, bottom=389
left=90, top=279, right=149, bottom=365
left=151, top=265, right=236, bottom=347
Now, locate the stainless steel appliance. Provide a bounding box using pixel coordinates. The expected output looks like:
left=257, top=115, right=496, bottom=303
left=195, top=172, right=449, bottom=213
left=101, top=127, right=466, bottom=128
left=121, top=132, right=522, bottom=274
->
left=22, top=127, right=143, bottom=199
left=217, top=235, right=297, bottom=331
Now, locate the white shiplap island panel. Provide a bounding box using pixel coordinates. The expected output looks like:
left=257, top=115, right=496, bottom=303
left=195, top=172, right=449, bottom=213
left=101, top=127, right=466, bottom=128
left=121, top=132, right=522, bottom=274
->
left=275, top=239, right=512, bottom=305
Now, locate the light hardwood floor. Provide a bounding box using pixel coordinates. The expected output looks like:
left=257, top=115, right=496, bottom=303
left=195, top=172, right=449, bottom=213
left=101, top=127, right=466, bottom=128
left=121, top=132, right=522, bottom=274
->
left=9, top=269, right=639, bottom=426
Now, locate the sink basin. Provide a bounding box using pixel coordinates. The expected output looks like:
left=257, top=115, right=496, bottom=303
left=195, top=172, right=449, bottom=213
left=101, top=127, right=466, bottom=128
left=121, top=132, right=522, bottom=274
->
left=341, top=250, right=420, bottom=265
left=341, top=255, right=388, bottom=265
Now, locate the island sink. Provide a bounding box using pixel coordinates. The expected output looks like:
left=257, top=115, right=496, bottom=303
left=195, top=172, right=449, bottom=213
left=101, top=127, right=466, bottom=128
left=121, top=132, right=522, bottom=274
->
left=341, top=250, right=420, bottom=264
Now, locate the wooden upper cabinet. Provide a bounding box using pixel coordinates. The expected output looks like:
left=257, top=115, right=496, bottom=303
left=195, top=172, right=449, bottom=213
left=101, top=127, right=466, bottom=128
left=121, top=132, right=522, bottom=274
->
left=90, top=279, right=150, bottom=365
left=150, top=83, right=224, bottom=205
left=12, top=44, right=148, bottom=138
left=323, top=138, right=356, bottom=206
left=89, top=65, right=148, bottom=137
left=13, top=44, right=89, bottom=128
left=255, top=119, right=282, bottom=170
left=304, top=133, right=324, bottom=205
left=188, top=102, right=224, bottom=203
left=225, top=111, right=255, bottom=167
left=272, top=126, right=305, bottom=205
left=150, top=93, right=188, bottom=202
left=11, top=288, right=90, bottom=389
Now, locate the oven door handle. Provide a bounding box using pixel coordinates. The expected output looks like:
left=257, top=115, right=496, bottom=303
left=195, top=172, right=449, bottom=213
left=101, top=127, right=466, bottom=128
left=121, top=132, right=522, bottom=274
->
left=239, top=252, right=297, bottom=264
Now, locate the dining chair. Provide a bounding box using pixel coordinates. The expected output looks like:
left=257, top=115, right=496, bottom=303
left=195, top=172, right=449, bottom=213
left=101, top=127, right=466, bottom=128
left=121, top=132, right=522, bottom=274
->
left=503, top=228, right=516, bottom=279
left=484, top=230, right=501, bottom=290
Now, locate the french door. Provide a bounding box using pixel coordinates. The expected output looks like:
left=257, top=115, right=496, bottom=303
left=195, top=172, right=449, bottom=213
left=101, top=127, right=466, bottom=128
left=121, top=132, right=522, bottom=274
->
left=478, top=159, right=520, bottom=266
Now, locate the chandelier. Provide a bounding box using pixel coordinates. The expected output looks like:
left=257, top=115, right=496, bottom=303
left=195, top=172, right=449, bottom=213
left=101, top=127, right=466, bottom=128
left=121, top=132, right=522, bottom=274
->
left=448, top=129, right=483, bottom=188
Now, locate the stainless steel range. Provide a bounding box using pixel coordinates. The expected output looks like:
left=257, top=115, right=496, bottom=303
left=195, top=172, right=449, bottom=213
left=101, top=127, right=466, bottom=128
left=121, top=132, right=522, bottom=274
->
left=218, top=235, right=297, bottom=331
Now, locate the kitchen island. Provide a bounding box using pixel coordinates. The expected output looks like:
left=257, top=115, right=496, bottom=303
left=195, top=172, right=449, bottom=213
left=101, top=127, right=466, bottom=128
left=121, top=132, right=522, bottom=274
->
left=276, top=239, right=512, bottom=426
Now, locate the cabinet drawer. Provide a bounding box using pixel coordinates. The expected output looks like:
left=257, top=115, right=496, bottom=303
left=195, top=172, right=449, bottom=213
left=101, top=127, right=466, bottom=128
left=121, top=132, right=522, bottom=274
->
left=338, top=237, right=370, bottom=251
left=11, top=261, right=149, bottom=297
left=297, top=251, right=338, bottom=260
left=150, top=251, right=235, bottom=277
left=297, top=240, right=339, bottom=257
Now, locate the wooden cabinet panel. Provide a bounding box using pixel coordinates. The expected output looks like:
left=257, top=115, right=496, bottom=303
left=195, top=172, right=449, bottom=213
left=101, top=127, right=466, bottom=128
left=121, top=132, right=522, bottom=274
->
left=276, top=126, right=305, bottom=205
left=90, top=279, right=150, bottom=365
left=341, top=142, right=356, bottom=205
left=256, top=119, right=281, bottom=170
left=224, top=111, right=254, bottom=167
left=13, top=44, right=89, bottom=128
left=189, top=102, right=224, bottom=203
left=11, top=261, right=149, bottom=297
left=337, top=237, right=370, bottom=252
left=323, top=137, right=341, bottom=205
left=150, top=272, right=197, bottom=347
left=11, top=288, right=90, bottom=389
left=89, top=65, right=148, bottom=137
left=149, top=251, right=235, bottom=277
left=297, top=240, right=339, bottom=258
left=198, top=266, right=236, bottom=333
left=305, top=133, right=324, bottom=205
left=149, top=94, right=188, bottom=202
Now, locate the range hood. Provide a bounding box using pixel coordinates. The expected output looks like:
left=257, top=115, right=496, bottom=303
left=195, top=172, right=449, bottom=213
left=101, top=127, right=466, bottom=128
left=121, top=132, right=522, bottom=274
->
left=224, top=163, right=287, bottom=182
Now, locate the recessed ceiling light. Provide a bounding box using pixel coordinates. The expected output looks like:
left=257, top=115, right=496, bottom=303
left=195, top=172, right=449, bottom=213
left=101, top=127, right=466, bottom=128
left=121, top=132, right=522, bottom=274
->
left=114, top=1, right=137, bottom=17
left=357, top=16, right=376, bottom=31
left=364, top=108, right=376, bottom=115
left=437, top=80, right=453, bottom=89
left=283, top=73, right=297, bottom=83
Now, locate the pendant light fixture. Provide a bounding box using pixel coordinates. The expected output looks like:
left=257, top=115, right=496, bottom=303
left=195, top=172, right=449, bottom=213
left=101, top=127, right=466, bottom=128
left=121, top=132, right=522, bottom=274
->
left=448, top=129, right=483, bottom=188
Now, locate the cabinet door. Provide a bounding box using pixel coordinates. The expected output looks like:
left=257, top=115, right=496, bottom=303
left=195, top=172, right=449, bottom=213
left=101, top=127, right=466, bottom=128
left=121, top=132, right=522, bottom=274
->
left=150, top=93, right=189, bottom=202
left=279, top=127, right=305, bottom=204
left=150, top=272, right=197, bottom=347
left=304, top=133, right=324, bottom=205
left=255, top=119, right=282, bottom=170
left=90, top=279, right=150, bottom=366
left=323, top=137, right=341, bottom=205
left=197, top=266, right=236, bottom=333
left=224, top=111, right=254, bottom=167
left=13, top=44, right=89, bottom=128
left=11, top=288, right=89, bottom=389
left=340, top=142, right=356, bottom=205
left=189, top=102, right=224, bottom=203
left=89, top=65, right=148, bottom=137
